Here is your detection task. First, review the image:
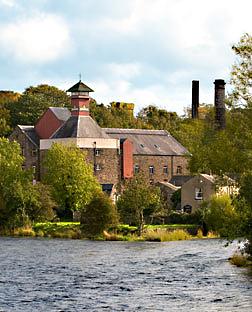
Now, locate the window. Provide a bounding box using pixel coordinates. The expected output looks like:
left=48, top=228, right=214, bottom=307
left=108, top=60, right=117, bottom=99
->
left=176, top=166, right=182, bottom=174
left=31, top=149, right=37, bottom=157
left=21, top=148, right=25, bottom=156
left=149, top=166, right=154, bottom=174
left=95, top=164, right=101, bottom=171
left=195, top=188, right=203, bottom=200
left=183, top=205, right=192, bottom=213
left=134, top=164, right=140, bottom=174
left=95, top=149, right=101, bottom=156
left=163, top=165, right=168, bottom=174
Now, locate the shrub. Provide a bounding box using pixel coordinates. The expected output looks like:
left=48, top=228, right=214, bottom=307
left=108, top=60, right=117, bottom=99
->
left=81, top=192, right=118, bottom=238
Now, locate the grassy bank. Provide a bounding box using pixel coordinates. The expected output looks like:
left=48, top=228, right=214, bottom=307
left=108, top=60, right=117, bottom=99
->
left=229, top=253, right=252, bottom=268
left=0, top=222, right=218, bottom=241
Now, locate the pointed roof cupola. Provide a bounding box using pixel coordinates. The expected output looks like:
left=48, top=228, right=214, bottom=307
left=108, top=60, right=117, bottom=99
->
left=67, top=80, right=94, bottom=117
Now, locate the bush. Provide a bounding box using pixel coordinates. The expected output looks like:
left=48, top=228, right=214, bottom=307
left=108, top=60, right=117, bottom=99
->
left=81, top=192, right=118, bottom=238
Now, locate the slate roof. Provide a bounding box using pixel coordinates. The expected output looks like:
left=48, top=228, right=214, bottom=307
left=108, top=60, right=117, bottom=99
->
left=169, top=175, right=193, bottom=186
left=18, top=125, right=40, bottom=147
left=103, top=128, right=189, bottom=156
left=51, top=115, right=110, bottom=139
left=67, top=81, right=94, bottom=93
left=49, top=107, right=71, bottom=122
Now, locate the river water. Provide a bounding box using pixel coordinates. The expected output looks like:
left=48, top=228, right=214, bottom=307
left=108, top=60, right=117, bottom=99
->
left=0, top=237, right=251, bottom=312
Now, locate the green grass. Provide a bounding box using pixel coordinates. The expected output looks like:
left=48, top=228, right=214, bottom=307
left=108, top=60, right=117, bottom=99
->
left=0, top=222, right=213, bottom=242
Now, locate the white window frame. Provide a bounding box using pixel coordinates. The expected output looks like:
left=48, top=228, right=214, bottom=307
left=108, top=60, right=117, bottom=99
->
left=195, top=187, right=203, bottom=200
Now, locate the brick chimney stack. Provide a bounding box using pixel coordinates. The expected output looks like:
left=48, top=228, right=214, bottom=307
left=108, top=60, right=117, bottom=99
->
left=192, top=80, right=199, bottom=119
left=214, top=79, right=226, bottom=129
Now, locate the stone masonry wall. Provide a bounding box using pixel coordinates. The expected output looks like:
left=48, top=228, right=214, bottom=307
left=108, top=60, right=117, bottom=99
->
left=9, top=128, right=39, bottom=179
left=133, top=155, right=189, bottom=183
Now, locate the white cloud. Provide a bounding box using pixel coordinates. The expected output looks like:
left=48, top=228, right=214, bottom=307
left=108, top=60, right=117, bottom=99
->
left=0, top=13, right=71, bottom=63
left=106, top=62, right=141, bottom=80
left=0, top=0, right=16, bottom=7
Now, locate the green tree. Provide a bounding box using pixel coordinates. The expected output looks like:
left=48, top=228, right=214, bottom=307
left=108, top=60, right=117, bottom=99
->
left=0, top=138, right=37, bottom=228
left=81, top=192, right=118, bottom=237
left=0, top=91, right=20, bottom=136
left=229, top=33, right=252, bottom=108
left=201, top=195, right=239, bottom=237
left=7, top=84, right=70, bottom=127
left=137, top=105, right=180, bottom=133
left=42, top=143, right=101, bottom=219
left=117, top=175, right=162, bottom=235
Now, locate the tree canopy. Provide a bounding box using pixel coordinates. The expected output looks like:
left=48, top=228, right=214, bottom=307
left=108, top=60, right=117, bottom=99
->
left=6, top=84, right=70, bottom=128
left=117, top=174, right=162, bottom=235
left=42, top=143, right=101, bottom=218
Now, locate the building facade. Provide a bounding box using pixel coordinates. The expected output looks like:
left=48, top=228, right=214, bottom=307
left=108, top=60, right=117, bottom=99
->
left=10, top=80, right=190, bottom=191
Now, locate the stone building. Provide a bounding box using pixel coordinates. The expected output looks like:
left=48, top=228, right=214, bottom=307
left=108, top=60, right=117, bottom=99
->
left=10, top=80, right=190, bottom=191
left=181, top=174, right=238, bottom=213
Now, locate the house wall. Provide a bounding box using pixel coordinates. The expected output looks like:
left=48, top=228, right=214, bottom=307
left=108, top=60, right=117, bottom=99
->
left=9, top=128, right=39, bottom=179
left=133, top=155, right=189, bottom=183
left=35, top=109, right=63, bottom=139
left=181, top=176, right=215, bottom=213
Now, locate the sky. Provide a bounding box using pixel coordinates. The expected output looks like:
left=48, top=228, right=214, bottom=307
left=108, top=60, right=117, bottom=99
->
left=0, top=0, right=251, bottom=115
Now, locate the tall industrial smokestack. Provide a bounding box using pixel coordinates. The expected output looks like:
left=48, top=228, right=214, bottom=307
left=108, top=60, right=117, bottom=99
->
left=214, top=79, right=226, bottom=129
left=192, top=80, right=199, bottom=119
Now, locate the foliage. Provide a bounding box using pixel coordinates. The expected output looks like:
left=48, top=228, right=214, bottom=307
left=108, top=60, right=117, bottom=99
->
left=235, top=172, right=252, bottom=255
left=201, top=195, right=239, bottom=237
left=6, top=84, right=70, bottom=127
left=116, top=174, right=162, bottom=235
left=0, top=91, right=20, bottom=136
left=0, top=138, right=37, bottom=228
left=81, top=192, right=118, bottom=237
left=26, top=183, right=57, bottom=222
left=33, top=222, right=81, bottom=239
left=229, top=33, right=252, bottom=108
left=137, top=105, right=180, bottom=133
left=42, top=143, right=101, bottom=218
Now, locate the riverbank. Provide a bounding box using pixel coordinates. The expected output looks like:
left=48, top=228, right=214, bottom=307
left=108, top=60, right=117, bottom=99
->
left=0, top=222, right=218, bottom=242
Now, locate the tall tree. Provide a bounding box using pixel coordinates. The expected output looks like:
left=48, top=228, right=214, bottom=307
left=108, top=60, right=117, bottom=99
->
left=229, top=33, right=252, bottom=107
left=0, top=138, right=38, bottom=228
left=42, top=143, right=101, bottom=219
left=117, top=174, right=162, bottom=235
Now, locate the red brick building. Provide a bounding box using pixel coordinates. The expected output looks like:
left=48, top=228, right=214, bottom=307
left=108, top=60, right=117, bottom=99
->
left=10, top=80, right=190, bottom=192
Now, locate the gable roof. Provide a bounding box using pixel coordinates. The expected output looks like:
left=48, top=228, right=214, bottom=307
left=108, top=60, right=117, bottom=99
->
left=67, top=81, right=94, bottom=93
left=51, top=115, right=110, bottom=139
left=103, top=128, right=189, bottom=156
left=48, top=107, right=71, bottom=122
left=17, top=125, right=40, bottom=147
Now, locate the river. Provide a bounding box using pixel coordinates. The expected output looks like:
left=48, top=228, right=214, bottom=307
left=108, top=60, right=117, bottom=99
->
left=0, top=237, right=251, bottom=311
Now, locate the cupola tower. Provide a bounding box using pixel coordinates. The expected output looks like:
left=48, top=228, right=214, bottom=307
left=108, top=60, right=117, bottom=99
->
left=67, top=80, right=94, bottom=116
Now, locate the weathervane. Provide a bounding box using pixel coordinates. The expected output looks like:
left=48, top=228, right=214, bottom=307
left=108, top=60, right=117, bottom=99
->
left=79, top=73, right=82, bottom=81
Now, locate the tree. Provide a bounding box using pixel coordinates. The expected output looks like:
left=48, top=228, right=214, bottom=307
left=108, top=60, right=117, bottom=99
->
left=0, top=138, right=37, bottom=228
left=81, top=192, right=118, bottom=237
left=42, top=143, right=101, bottom=219
left=137, top=105, right=180, bottom=133
left=117, top=174, right=162, bottom=235
left=235, top=172, right=252, bottom=255
left=230, top=33, right=252, bottom=108
left=0, top=91, right=20, bottom=136
left=6, top=84, right=70, bottom=127
left=201, top=195, right=239, bottom=237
